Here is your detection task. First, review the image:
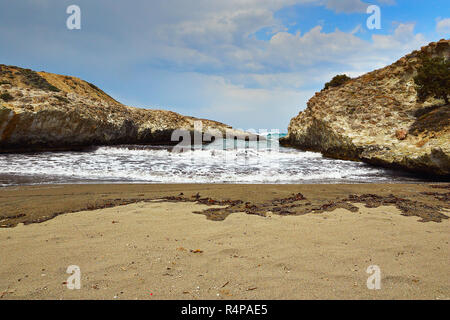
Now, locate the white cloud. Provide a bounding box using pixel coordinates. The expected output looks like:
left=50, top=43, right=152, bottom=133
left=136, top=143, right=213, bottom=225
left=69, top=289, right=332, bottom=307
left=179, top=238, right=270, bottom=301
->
left=377, top=0, right=396, bottom=4
left=192, top=74, right=314, bottom=130
left=0, top=0, right=431, bottom=129
left=436, top=18, right=450, bottom=36
left=351, top=24, right=363, bottom=34
left=324, top=0, right=369, bottom=13
left=1, top=0, right=426, bottom=77
left=156, top=22, right=428, bottom=129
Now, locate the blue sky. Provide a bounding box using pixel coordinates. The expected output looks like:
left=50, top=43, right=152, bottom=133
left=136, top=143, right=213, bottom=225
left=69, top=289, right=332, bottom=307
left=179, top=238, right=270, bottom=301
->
left=0, top=0, right=448, bottom=130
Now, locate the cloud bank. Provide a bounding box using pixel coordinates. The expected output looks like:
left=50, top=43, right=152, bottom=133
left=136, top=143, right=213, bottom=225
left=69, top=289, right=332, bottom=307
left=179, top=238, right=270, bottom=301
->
left=0, top=0, right=435, bottom=129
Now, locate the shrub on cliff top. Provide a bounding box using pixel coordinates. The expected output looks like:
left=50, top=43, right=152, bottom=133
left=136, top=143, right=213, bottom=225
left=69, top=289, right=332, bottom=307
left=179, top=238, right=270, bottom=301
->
left=17, top=68, right=60, bottom=92
left=414, top=57, right=450, bottom=104
left=87, top=81, right=101, bottom=92
left=323, top=74, right=351, bottom=91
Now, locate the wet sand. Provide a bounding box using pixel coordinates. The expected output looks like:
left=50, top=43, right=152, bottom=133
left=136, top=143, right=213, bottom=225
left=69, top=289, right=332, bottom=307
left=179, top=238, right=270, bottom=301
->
left=0, top=184, right=449, bottom=299
left=1, top=183, right=449, bottom=227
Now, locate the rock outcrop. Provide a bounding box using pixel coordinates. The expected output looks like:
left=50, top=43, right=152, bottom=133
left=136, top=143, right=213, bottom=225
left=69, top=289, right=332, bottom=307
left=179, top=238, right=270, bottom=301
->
left=281, top=39, right=450, bottom=177
left=0, top=65, right=255, bottom=152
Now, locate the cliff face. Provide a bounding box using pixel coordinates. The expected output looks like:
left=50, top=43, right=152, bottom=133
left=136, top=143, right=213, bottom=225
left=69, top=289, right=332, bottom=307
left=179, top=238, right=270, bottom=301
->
left=281, top=39, right=450, bottom=177
left=0, top=65, right=252, bottom=152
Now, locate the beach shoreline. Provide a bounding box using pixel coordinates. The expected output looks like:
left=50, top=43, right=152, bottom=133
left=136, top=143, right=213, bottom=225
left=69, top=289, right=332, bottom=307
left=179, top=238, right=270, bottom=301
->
left=0, top=184, right=449, bottom=300
left=1, top=183, right=449, bottom=227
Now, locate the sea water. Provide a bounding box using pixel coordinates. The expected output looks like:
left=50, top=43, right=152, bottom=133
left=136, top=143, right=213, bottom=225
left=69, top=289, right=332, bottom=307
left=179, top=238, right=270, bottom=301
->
left=0, top=135, right=424, bottom=186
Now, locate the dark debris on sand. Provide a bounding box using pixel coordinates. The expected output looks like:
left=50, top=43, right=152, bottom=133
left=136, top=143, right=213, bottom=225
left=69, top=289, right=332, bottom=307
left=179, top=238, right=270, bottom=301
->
left=163, top=191, right=449, bottom=223
left=0, top=198, right=149, bottom=228
left=344, top=194, right=449, bottom=223
left=1, top=185, right=449, bottom=227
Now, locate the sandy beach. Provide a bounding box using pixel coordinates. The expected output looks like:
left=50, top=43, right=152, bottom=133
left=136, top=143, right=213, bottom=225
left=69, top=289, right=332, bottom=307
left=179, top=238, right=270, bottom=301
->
left=0, top=183, right=449, bottom=300
left=2, top=0, right=450, bottom=306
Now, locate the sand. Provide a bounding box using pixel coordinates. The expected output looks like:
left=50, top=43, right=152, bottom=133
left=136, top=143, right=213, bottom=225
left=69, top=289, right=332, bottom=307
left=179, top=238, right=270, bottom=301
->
left=1, top=197, right=449, bottom=300
left=1, top=183, right=449, bottom=227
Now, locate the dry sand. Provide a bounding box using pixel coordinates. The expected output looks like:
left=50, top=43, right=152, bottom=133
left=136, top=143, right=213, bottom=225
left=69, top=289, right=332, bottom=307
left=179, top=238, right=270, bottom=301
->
left=1, top=199, right=449, bottom=300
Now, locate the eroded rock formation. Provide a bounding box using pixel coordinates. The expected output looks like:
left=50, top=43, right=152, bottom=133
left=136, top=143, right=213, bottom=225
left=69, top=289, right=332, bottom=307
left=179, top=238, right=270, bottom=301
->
left=281, top=39, right=450, bottom=177
left=0, top=65, right=254, bottom=152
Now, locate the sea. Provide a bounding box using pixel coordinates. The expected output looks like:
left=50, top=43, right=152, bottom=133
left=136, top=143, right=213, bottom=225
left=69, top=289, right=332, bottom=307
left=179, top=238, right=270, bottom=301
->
left=0, top=133, right=428, bottom=186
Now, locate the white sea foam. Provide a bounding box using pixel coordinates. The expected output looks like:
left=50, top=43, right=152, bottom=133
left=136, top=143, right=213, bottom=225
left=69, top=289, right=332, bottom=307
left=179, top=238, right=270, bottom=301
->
left=0, top=141, right=419, bottom=186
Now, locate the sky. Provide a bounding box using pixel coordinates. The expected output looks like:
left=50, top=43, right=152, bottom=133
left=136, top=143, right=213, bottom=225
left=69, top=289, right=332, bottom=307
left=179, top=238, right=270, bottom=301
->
left=0, top=0, right=449, bottom=131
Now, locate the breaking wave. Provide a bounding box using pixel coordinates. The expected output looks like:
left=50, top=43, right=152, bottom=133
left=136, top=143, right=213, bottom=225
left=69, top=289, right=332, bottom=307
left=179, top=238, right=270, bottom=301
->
left=0, top=138, right=421, bottom=185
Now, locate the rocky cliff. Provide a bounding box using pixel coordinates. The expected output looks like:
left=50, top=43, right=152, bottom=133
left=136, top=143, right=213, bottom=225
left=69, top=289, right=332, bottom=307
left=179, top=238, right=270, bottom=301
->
left=0, top=65, right=254, bottom=152
left=281, top=39, right=450, bottom=177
